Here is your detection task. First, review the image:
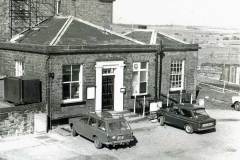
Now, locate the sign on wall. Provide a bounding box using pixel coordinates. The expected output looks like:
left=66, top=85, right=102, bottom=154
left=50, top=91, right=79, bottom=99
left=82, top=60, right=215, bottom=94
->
left=87, top=87, right=95, bottom=100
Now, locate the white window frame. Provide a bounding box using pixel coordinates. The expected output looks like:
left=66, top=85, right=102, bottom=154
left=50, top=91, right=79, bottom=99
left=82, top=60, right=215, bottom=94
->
left=15, top=61, right=24, bottom=77
left=132, top=62, right=149, bottom=96
left=170, top=60, right=185, bottom=91
left=62, top=64, right=83, bottom=103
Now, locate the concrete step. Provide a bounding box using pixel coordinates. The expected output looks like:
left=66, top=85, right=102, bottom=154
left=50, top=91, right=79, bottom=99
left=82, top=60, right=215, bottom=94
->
left=108, top=110, right=147, bottom=123
left=122, top=112, right=139, bottom=118
left=54, top=125, right=71, bottom=136
left=125, top=116, right=147, bottom=123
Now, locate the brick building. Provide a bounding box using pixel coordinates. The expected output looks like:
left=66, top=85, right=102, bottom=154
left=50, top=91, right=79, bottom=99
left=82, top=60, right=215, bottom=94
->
left=125, top=29, right=199, bottom=103
left=0, top=16, right=160, bottom=123
left=0, top=0, right=115, bottom=41
left=0, top=0, right=199, bottom=136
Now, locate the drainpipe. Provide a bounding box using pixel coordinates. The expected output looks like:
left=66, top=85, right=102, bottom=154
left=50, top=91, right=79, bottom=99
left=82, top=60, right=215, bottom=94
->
left=45, top=55, right=52, bottom=132
left=158, top=41, right=164, bottom=100
left=154, top=48, right=159, bottom=101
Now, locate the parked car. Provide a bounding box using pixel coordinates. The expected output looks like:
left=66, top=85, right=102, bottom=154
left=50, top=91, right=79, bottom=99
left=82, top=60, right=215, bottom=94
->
left=69, top=112, right=135, bottom=149
left=232, top=96, right=240, bottom=111
left=156, top=104, right=216, bottom=134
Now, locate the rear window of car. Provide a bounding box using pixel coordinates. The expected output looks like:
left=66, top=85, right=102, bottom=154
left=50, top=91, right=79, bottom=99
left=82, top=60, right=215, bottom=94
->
left=180, top=109, right=193, bottom=118
left=193, top=109, right=209, bottom=116
left=89, top=117, right=97, bottom=127
left=97, top=120, right=106, bottom=132
left=80, top=116, right=89, bottom=124
left=108, top=120, right=130, bottom=132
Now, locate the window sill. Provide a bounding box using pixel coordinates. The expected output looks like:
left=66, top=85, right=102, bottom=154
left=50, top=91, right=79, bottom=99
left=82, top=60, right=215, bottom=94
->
left=169, top=88, right=184, bottom=92
left=131, top=94, right=151, bottom=99
left=61, top=100, right=86, bottom=107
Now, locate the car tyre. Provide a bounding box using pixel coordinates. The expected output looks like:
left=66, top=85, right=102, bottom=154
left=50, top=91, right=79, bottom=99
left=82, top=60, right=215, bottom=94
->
left=184, top=124, right=193, bottom=134
left=233, top=101, right=240, bottom=111
left=94, top=136, right=103, bottom=149
left=72, top=127, right=78, bottom=137
left=159, top=116, right=165, bottom=126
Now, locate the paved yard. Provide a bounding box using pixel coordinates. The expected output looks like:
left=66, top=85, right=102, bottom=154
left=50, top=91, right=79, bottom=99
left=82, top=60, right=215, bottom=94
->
left=0, top=109, right=240, bottom=160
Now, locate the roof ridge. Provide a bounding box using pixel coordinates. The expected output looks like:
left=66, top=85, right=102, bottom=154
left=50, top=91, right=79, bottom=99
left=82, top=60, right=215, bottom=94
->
left=73, top=17, right=146, bottom=45
left=49, top=16, right=73, bottom=46
left=10, top=18, right=51, bottom=43
left=125, top=29, right=190, bottom=45
left=157, top=30, right=189, bottom=44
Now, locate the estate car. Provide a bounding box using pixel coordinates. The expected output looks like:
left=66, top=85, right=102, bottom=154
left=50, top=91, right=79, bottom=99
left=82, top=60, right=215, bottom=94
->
left=69, top=112, right=135, bottom=149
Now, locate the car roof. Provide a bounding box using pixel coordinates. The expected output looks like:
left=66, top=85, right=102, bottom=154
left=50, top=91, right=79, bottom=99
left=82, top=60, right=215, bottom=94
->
left=174, top=104, right=205, bottom=111
left=87, top=112, right=125, bottom=122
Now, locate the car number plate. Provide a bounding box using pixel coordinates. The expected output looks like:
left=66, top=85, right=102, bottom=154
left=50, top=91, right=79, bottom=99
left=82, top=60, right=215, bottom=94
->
left=202, top=122, right=213, bottom=127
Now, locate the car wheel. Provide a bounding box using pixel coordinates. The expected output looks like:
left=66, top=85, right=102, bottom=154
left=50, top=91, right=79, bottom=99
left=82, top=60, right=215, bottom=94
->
left=234, top=101, right=240, bottom=111
left=159, top=116, right=165, bottom=126
left=72, top=127, right=78, bottom=137
left=184, top=124, right=193, bottom=134
left=94, top=137, right=103, bottom=149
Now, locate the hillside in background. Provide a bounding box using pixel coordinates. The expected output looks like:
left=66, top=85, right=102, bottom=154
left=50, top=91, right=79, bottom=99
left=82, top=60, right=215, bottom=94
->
left=111, top=23, right=240, bottom=65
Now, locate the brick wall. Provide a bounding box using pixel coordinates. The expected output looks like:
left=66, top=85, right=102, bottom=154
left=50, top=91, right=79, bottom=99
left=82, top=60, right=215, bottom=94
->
left=0, top=0, right=10, bottom=41
left=160, top=51, right=198, bottom=104
left=0, top=49, right=48, bottom=137
left=49, top=52, right=156, bottom=114
left=59, top=0, right=113, bottom=28
left=0, top=49, right=48, bottom=105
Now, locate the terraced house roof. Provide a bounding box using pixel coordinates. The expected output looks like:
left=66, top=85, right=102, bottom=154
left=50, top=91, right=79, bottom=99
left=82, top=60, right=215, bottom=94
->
left=11, top=16, right=144, bottom=46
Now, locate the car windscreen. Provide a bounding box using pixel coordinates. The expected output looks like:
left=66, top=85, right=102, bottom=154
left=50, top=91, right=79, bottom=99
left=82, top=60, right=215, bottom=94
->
left=108, top=120, right=130, bottom=132
left=193, top=109, right=209, bottom=117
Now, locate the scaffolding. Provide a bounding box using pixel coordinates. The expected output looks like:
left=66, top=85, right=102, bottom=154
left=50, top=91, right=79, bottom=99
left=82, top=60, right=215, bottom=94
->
left=9, top=0, right=56, bottom=38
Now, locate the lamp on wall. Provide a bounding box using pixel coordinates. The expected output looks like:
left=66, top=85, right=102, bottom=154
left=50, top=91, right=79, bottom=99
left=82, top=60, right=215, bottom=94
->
left=120, top=87, right=126, bottom=94
left=48, top=72, right=54, bottom=79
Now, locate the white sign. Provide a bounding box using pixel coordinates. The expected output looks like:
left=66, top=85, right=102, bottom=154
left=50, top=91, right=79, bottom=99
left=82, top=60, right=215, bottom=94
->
left=87, top=87, right=95, bottom=99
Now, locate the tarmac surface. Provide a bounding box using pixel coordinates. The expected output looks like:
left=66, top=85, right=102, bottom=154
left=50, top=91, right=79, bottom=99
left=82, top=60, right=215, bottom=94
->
left=1, top=85, right=240, bottom=160
left=0, top=108, right=240, bottom=160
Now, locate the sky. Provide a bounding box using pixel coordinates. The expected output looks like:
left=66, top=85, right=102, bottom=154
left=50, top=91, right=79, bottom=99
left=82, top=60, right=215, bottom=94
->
left=113, top=0, right=240, bottom=29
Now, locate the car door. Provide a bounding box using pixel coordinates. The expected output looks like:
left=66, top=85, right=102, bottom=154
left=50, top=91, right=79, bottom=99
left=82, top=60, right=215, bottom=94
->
left=76, top=116, right=89, bottom=136
left=176, top=109, right=194, bottom=128
left=87, top=116, right=98, bottom=140
left=165, top=108, right=180, bottom=125
left=96, top=120, right=107, bottom=142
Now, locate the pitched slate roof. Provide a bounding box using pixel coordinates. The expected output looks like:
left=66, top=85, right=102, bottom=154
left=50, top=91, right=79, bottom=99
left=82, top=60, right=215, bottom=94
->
left=11, top=16, right=144, bottom=46
left=125, top=29, right=189, bottom=46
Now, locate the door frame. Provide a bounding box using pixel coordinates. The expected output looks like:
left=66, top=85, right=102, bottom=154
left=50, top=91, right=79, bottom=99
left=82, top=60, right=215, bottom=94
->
left=102, top=75, right=115, bottom=110
left=95, top=61, right=125, bottom=112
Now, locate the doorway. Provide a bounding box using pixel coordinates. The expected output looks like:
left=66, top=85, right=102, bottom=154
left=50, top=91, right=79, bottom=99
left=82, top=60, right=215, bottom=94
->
left=102, top=75, right=114, bottom=110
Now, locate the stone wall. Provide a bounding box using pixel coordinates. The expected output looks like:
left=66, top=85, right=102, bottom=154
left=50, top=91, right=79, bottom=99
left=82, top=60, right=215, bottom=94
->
left=0, top=103, right=45, bottom=137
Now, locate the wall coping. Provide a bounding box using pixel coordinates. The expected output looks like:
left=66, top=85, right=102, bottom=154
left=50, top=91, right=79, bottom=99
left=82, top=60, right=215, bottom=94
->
left=0, top=42, right=199, bottom=55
